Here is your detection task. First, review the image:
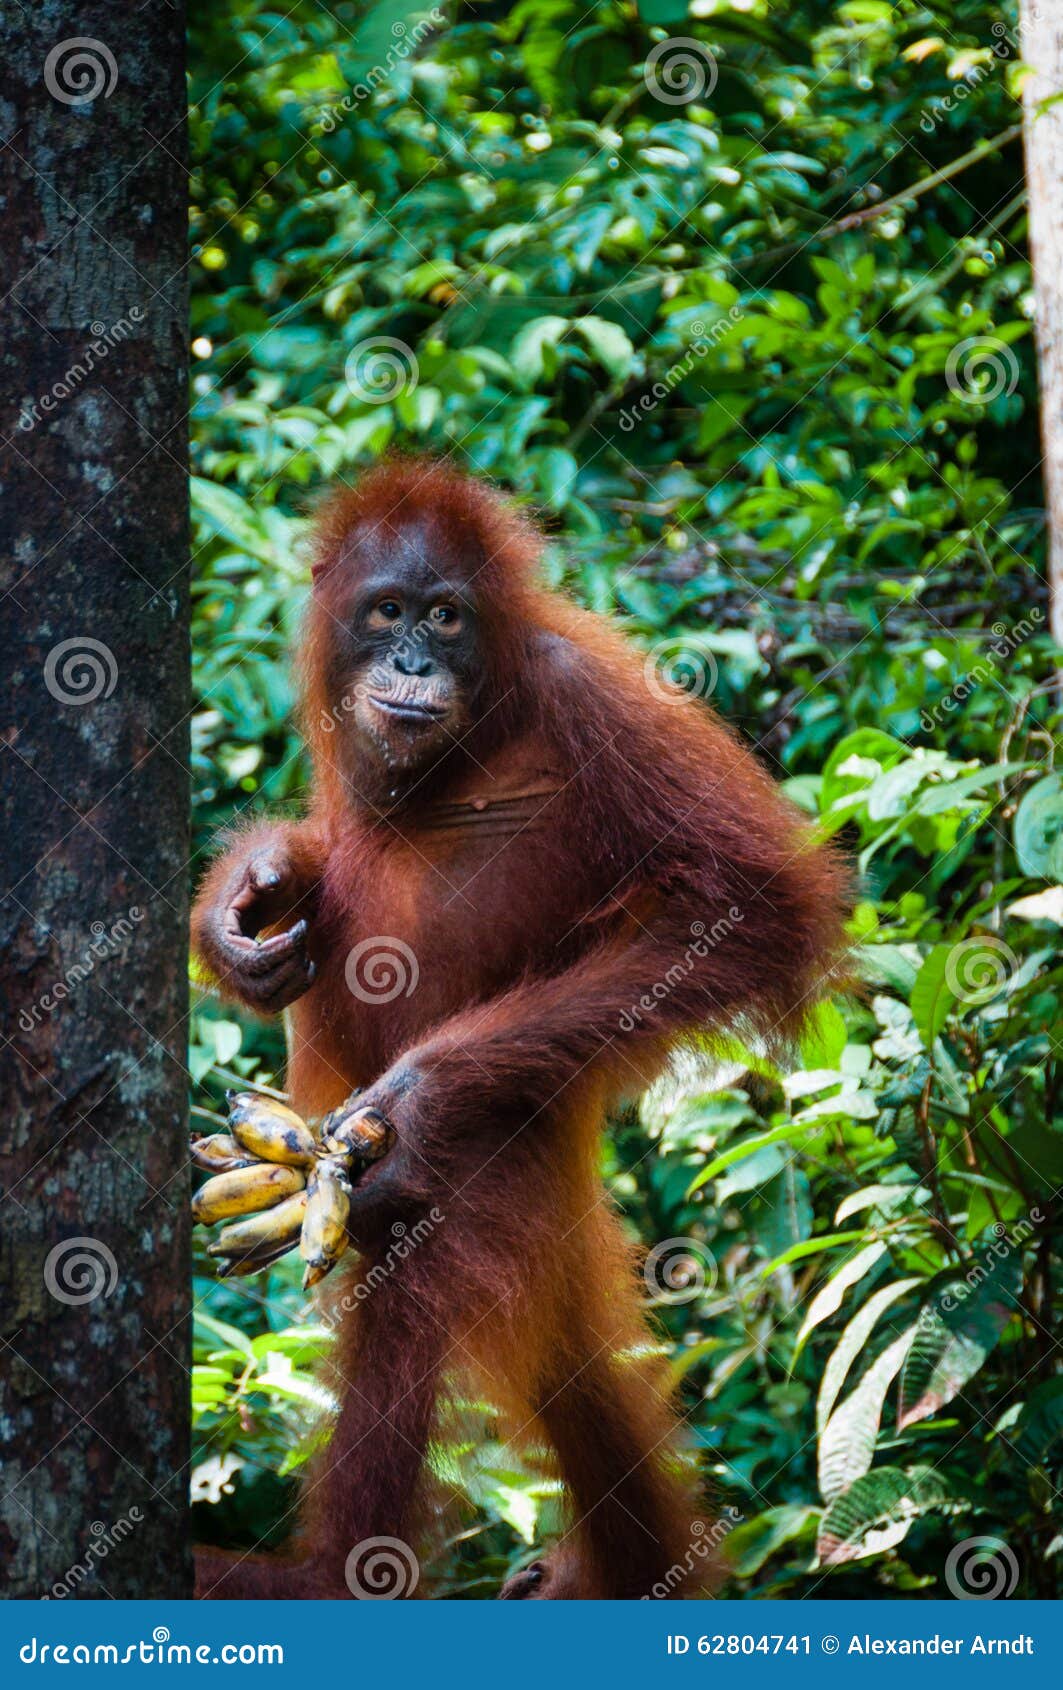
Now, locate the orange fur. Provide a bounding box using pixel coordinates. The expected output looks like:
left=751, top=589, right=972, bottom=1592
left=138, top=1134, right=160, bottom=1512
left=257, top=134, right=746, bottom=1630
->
left=193, top=459, right=850, bottom=1600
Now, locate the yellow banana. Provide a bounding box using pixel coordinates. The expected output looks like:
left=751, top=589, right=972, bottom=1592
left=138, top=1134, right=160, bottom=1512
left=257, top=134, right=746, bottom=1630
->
left=320, top=1102, right=392, bottom=1163
left=192, top=1162, right=305, bottom=1226
left=190, top=1132, right=253, bottom=1173
left=300, top=1160, right=351, bottom=1288
left=208, top=1190, right=308, bottom=1260
left=227, top=1092, right=316, bottom=1167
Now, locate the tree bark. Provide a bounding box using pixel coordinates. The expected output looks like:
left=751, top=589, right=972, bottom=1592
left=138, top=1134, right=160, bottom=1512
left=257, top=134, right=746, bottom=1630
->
left=0, top=3, right=191, bottom=1597
left=1021, top=0, right=1063, bottom=648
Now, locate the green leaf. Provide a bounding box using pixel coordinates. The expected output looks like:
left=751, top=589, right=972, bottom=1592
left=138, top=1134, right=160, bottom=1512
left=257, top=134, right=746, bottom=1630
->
left=793, top=1243, right=887, bottom=1359
left=818, top=1279, right=923, bottom=1432
left=573, top=315, right=634, bottom=379
left=897, top=1248, right=1024, bottom=1431
left=192, top=476, right=276, bottom=564
left=909, top=944, right=957, bottom=1045
left=855, top=943, right=920, bottom=993
left=1014, top=775, right=1063, bottom=878
left=715, top=1143, right=788, bottom=1199
left=801, top=1001, right=848, bottom=1069
left=511, top=315, right=568, bottom=385
left=817, top=1466, right=959, bottom=1565
left=818, top=1328, right=916, bottom=1500
left=688, top=1121, right=824, bottom=1194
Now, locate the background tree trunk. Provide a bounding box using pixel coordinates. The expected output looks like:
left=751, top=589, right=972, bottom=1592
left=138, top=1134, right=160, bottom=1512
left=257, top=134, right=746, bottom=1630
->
left=1021, top=0, right=1063, bottom=648
left=0, top=3, right=191, bottom=1597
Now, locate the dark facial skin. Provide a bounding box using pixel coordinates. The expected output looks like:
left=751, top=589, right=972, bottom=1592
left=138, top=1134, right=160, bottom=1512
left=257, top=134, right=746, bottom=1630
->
left=329, top=523, right=483, bottom=784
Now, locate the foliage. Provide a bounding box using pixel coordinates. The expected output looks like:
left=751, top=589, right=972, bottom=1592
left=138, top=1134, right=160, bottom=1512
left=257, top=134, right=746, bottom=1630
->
left=188, top=0, right=1061, bottom=1596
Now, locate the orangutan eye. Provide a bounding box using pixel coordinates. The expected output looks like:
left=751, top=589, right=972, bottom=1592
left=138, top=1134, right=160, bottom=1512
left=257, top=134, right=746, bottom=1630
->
left=367, top=597, right=404, bottom=631
left=429, top=604, right=460, bottom=629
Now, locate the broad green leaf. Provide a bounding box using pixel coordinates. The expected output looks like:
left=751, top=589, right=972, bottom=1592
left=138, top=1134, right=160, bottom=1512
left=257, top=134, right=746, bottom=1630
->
left=818, top=1328, right=916, bottom=1500
left=818, top=1278, right=922, bottom=1431
left=834, top=1187, right=923, bottom=1224
left=909, top=944, right=956, bottom=1045
left=573, top=315, right=634, bottom=379
left=800, top=1000, right=848, bottom=1069
left=817, top=1466, right=958, bottom=1565
left=688, top=1121, right=825, bottom=1194
left=511, top=315, right=568, bottom=385
left=897, top=1248, right=1024, bottom=1431
left=793, top=1243, right=887, bottom=1358
left=751, top=1164, right=814, bottom=1258
left=1014, top=775, right=1063, bottom=878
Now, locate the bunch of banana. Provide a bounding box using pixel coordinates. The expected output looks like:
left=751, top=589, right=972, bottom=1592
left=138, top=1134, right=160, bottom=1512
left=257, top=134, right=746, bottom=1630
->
left=191, top=1091, right=391, bottom=1288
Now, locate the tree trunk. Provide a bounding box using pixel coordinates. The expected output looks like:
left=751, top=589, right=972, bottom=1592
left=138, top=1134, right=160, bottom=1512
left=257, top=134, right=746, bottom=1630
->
left=0, top=3, right=191, bottom=1598
left=1021, top=0, right=1063, bottom=647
